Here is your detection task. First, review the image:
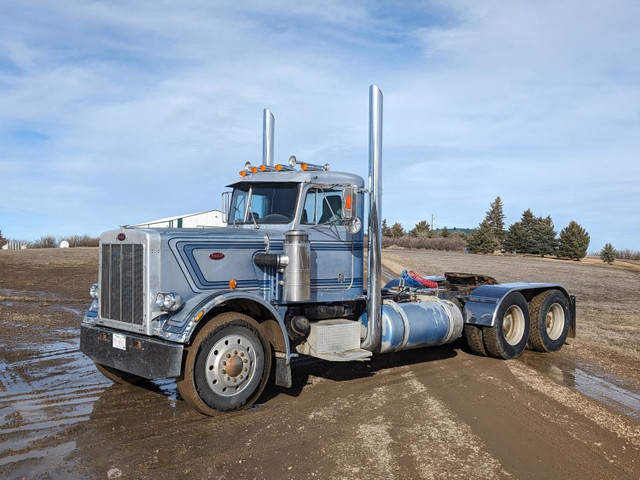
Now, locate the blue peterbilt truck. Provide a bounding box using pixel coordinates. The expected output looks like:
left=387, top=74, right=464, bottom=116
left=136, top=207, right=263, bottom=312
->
left=80, top=86, right=575, bottom=415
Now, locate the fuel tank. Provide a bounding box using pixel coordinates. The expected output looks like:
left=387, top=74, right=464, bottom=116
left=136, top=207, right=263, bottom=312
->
left=360, top=297, right=464, bottom=354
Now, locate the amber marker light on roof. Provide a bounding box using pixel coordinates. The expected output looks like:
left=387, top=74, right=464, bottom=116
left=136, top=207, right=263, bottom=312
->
left=239, top=170, right=247, bottom=177
left=259, top=165, right=267, bottom=171
left=300, top=163, right=308, bottom=171
left=229, top=279, right=237, bottom=290
left=275, top=164, right=283, bottom=170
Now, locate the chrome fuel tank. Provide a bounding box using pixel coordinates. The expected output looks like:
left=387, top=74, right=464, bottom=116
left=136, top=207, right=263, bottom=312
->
left=360, top=298, right=464, bottom=354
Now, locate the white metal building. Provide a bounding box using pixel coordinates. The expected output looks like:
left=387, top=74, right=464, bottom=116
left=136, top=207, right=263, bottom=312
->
left=134, top=210, right=226, bottom=229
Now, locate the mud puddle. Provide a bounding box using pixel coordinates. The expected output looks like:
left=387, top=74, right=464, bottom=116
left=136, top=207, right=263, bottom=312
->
left=519, top=351, right=640, bottom=420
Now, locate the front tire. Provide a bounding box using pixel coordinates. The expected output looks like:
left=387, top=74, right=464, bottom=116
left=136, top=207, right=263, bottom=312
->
left=483, top=292, right=530, bottom=359
left=528, top=289, right=569, bottom=352
left=177, top=312, right=272, bottom=415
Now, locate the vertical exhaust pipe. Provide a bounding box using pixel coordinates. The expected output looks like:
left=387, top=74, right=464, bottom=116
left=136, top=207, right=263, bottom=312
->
left=263, top=109, right=275, bottom=166
left=362, top=85, right=383, bottom=351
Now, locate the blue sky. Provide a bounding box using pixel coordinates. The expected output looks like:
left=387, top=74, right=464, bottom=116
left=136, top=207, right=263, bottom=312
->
left=1, top=0, right=638, bottom=251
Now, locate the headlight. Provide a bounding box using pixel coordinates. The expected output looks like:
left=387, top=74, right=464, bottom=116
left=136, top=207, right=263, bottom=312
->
left=90, top=283, right=99, bottom=299
left=155, top=292, right=183, bottom=312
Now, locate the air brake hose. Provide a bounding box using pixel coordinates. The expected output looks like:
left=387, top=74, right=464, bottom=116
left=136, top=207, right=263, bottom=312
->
left=401, top=269, right=439, bottom=289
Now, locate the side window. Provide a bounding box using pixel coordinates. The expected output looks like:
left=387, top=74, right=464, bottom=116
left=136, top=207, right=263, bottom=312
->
left=302, top=191, right=317, bottom=224
left=230, top=189, right=248, bottom=223
left=302, top=188, right=343, bottom=225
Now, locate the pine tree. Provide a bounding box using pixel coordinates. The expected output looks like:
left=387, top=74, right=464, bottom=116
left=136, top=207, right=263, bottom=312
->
left=600, top=243, right=616, bottom=264
left=440, top=226, right=450, bottom=238
left=511, top=209, right=558, bottom=255
left=486, top=197, right=506, bottom=247
left=503, top=222, right=528, bottom=254
left=409, top=220, right=430, bottom=237
left=389, top=222, right=405, bottom=238
left=557, top=220, right=590, bottom=260
left=382, top=219, right=391, bottom=237
left=521, top=209, right=536, bottom=230
left=530, top=215, right=558, bottom=256
left=467, top=219, right=499, bottom=254
left=0, top=230, right=6, bottom=248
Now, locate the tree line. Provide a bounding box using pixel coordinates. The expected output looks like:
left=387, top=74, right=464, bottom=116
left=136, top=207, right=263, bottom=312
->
left=0, top=231, right=99, bottom=249
left=466, top=197, right=591, bottom=260
left=382, top=197, right=638, bottom=264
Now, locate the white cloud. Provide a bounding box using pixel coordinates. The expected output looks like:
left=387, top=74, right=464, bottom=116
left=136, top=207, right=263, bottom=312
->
left=0, top=0, right=638, bottom=250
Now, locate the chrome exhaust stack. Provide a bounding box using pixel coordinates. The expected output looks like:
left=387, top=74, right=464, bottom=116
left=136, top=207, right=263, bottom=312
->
left=361, top=85, right=383, bottom=352
left=263, top=109, right=275, bottom=167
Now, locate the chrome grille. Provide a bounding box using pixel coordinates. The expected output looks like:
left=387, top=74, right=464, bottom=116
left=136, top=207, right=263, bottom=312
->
left=100, top=243, right=144, bottom=325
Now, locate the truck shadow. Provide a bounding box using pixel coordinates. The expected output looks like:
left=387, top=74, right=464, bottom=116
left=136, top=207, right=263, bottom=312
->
left=262, top=341, right=462, bottom=402
left=85, top=342, right=463, bottom=411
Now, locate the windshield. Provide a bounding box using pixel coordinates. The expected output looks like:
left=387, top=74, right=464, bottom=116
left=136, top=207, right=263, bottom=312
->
left=229, top=183, right=299, bottom=224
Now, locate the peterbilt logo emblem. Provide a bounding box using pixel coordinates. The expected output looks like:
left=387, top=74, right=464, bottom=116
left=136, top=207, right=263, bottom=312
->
left=209, top=252, right=225, bottom=260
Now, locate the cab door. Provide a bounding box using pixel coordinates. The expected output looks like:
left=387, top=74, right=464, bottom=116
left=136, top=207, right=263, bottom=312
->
left=300, top=186, right=364, bottom=302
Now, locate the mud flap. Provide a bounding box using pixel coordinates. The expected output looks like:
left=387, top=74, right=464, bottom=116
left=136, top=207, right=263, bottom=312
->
left=568, top=295, right=577, bottom=338
left=274, top=356, right=292, bottom=388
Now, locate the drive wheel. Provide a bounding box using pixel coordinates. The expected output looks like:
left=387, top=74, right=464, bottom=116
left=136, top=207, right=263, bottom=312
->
left=483, top=292, right=530, bottom=359
left=463, top=324, right=487, bottom=356
left=95, top=363, right=146, bottom=385
left=528, top=289, right=569, bottom=352
left=177, top=312, right=272, bottom=415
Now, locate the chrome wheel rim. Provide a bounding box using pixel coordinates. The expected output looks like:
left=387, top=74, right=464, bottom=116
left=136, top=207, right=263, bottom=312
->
left=204, top=332, right=261, bottom=397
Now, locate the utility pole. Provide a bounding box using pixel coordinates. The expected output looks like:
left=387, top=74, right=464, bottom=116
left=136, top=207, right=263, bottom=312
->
left=431, top=213, right=434, bottom=232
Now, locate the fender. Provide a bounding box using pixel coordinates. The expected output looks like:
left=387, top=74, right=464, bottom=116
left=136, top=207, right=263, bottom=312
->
left=462, top=282, right=576, bottom=337
left=179, top=289, right=291, bottom=361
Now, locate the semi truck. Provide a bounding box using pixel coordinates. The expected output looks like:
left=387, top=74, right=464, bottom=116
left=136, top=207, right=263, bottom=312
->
left=80, top=85, right=576, bottom=415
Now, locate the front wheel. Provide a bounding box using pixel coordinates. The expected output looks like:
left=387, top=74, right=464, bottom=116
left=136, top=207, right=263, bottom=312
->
left=177, top=312, right=272, bottom=415
left=483, top=292, right=530, bottom=359
left=528, top=289, right=569, bottom=352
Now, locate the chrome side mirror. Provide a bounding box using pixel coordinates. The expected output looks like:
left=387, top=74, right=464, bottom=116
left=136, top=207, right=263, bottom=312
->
left=343, top=185, right=361, bottom=234
left=221, top=191, right=231, bottom=222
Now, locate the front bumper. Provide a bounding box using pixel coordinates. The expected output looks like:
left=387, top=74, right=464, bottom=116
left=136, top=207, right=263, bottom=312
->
left=80, top=324, right=184, bottom=379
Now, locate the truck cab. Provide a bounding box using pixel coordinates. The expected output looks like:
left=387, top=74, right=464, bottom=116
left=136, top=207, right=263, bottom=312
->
left=227, top=164, right=365, bottom=303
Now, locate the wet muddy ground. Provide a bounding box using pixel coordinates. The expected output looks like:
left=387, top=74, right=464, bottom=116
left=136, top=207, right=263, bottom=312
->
left=1, top=248, right=639, bottom=479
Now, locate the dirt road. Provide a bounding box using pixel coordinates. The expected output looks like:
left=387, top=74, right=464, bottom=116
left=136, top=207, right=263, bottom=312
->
left=1, top=248, right=639, bottom=479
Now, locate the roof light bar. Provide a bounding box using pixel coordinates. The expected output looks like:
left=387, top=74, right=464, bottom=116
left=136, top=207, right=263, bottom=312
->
left=288, top=155, right=330, bottom=172
left=240, top=161, right=254, bottom=177
left=276, top=158, right=296, bottom=171
left=301, top=162, right=330, bottom=171
left=240, top=156, right=330, bottom=176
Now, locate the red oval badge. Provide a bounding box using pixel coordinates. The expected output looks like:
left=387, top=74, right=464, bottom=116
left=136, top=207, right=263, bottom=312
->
left=209, top=252, right=225, bottom=260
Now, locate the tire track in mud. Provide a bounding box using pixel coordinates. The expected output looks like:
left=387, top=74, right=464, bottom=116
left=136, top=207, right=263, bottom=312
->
left=0, top=326, right=109, bottom=474
left=306, top=364, right=511, bottom=480
left=506, top=360, right=640, bottom=455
